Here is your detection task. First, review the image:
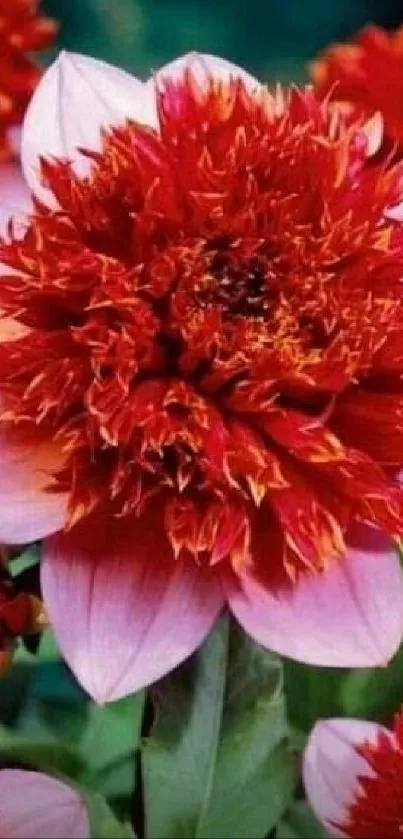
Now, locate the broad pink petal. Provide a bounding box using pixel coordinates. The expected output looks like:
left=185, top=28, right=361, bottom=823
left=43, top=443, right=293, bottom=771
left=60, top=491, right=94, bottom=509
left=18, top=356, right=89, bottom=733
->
left=22, top=51, right=158, bottom=201
left=0, top=162, right=31, bottom=237
left=0, top=770, right=89, bottom=838
left=153, top=52, right=259, bottom=90
left=0, top=427, right=68, bottom=543
left=41, top=513, right=224, bottom=702
left=303, top=719, right=388, bottom=837
left=224, top=531, right=403, bottom=667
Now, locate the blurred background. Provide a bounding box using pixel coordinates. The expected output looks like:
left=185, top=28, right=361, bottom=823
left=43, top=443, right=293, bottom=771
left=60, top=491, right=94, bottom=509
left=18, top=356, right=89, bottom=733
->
left=42, top=0, right=403, bottom=82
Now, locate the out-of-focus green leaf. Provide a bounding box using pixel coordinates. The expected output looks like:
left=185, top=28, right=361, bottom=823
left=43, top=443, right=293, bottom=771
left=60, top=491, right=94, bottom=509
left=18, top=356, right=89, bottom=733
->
left=9, top=546, right=40, bottom=578
left=0, top=663, right=35, bottom=725
left=79, top=691, right=144, bottom=800
left=0, top=724, right=85, bottom=777
left=80, top=692, right=145, bottom=774
left=284, top=661, right=346, bottom=732
left=84, top=792, right=136, bottom=839
left=340, top=644, right=403, bottom=722
left=277, top=801, right=327, bottom=839
left=91, top=757, right=135, bottom=800
left=143, top=617, right=295, bottom=839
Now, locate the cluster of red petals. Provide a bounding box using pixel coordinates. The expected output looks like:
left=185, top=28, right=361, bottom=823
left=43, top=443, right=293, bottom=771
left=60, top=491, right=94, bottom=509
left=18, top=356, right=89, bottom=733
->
left=0, top=0, right=57, bottom=159
left=1, top=74, right=403, bottom=580
left=0, top=571, right=42, bottom=672
left=340, top=713, right=403, bottom=838
left=311, top=25, right=403, bottom=158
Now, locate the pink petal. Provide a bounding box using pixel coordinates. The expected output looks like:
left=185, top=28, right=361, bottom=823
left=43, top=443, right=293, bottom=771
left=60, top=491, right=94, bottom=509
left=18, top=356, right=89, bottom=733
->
left=303, top=719, right=389, bottom=836
left=0, top=427, right=68, bottom=544
left=153, top=52, right=259, bottom=90
left=41, top=513, right=224, bottom=703
left=22, top=51, right=158, bottom=202
left=362, top=111, right=384, bottom=157
left=0, top=770, right=89, bottom=838
left=224, top=530, right=403, bottom=667
left=0, top=162, right=32, bottom=237
left=385, top=201, right=403, bottom=222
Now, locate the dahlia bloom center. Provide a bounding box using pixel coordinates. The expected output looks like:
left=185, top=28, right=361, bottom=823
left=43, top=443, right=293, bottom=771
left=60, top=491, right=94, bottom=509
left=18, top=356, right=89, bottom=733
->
left=1, top=71, right=403, bottom=577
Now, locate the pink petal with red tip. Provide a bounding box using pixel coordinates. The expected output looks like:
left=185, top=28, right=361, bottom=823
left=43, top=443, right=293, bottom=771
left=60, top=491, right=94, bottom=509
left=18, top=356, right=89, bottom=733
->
left=0, top=427, right=68, bottom=544
left=41, top=513, right=224, bottom=703
left=303, top=719, right=388, bottom=837
left=0, top=770, right=89, bottom=838
left=22, top=51, right=158, bottom=202
left=224, top=529, right=403, bottom=667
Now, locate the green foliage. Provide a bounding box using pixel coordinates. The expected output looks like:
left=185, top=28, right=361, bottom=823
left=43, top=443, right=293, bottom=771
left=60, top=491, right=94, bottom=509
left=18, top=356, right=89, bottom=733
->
left=277, top=801, right=327, bottom=839
left=0, top=629, right=144, bottom=838
left=42, top=0, right=403, bottom=83
left=143, top=617, right=295, bottom=839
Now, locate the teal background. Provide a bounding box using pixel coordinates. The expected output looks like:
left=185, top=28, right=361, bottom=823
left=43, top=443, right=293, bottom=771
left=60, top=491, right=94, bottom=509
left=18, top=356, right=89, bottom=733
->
left=42, top=0, right=403, bottom=83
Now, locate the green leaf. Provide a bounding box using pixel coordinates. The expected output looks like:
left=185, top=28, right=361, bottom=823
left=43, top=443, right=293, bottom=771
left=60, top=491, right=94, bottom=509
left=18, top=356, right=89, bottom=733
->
left=80, top=691, right=145, bottom=775
left=0, top=724, right=85, bottom=777
left=10, top=546, right=40, bottom=577
left=78, top=691, right=144, bottom=800
left=143, top=616, right=295, bottom=839
left=277, top=801, right=327, bottom=839
left=284, top=661, right=346, bottom=732
left=340, top=643, right=403, bottom=722
left=0, top=663, right=35, bottom=725
left=84, top=793, right=136, bottom=839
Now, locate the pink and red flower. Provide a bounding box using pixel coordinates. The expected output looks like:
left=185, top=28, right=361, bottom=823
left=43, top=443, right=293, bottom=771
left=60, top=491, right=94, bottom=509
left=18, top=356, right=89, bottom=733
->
left=0, top=569, right=44, bottom=673
left=0, top=770, right=89, bottom=838
left=0, top=0, right=57, bottom=162
left=311, top=25, right=403, bottom=159
left=0, top=52, right=403, bottom=701
left=0, top=0, right=56, bottom=275
left=304, top=712, right=403, bottom=838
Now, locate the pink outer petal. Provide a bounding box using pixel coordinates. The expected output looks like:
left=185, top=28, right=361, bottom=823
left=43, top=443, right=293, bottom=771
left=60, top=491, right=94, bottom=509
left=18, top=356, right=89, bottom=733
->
left=0, top=427, right=68, bottom=544
left=152, top=51, right=259, bottom=90
left=0, top=162, right=32, bottom=238
left=41, top=514, right=224, bottom=703
left=0, top=770, right=89, bottom=838
left=303, top=719, right=390, bottom=837
left=223, top=532, right=403, bottom=667
left=21, top=51, right=158, bottom=203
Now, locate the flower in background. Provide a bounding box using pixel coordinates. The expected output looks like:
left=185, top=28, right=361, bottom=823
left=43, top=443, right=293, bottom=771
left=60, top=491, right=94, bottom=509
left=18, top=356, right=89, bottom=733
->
left=0, top=1, right=57, bottom=235
left=311, top=25, right=403, bottom=159
left=0, top=565, right=45, bottom=673
left=303, top=713, right=403, bottom=838
left=0, top=52, right=403, bottom=702
left=0, top=0, right=57, bottom=161
left=0, top=769, right=89, bottom=838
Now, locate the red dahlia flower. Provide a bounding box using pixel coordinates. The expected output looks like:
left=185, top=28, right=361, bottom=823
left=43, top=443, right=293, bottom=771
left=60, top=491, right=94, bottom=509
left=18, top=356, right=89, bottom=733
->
left=0, top=770, right=89, bottom=837
left=0, top=571, right=44, bottom=673
left=304, top=713, right=403, bottom=838
left=0, top=0, right=57, bottom=161
left=311, top=25, right=403, bottom=159
left=1, top=52, right=403, bottom=702
left=0, top=0, right=56, bottom=262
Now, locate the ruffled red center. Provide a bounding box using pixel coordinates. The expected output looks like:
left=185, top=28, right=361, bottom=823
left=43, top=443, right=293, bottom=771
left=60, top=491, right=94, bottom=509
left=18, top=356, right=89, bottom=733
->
left=1, top=72, right=403, bottom=575
left=341, top=714, right=403, bottom=838
left=311, top=25, right=403, bottom=156
left=0, top=0, right=57, bottom=159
